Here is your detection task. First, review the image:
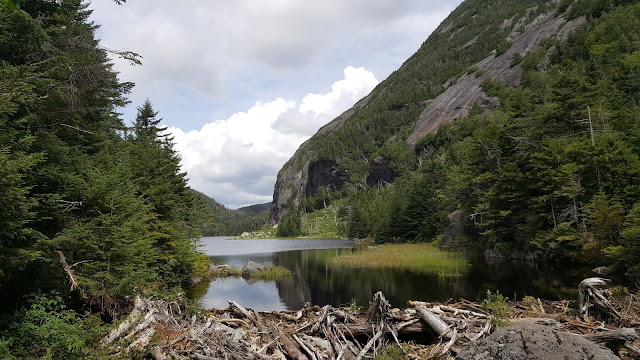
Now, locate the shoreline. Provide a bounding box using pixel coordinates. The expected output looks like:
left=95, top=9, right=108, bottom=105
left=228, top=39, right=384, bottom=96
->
left=104, top=285, right=640, bottom=359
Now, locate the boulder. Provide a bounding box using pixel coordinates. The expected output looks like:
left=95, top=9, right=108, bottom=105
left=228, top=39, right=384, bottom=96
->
left=440, top=209, right=468, bottom=248
left=593, top=266, right=611, bottom=275
left=456, top=323, right=618, bottom=360
left=241, top=260, right=262, bottom=279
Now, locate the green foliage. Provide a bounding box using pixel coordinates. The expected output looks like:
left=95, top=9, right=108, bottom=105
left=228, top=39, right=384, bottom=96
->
left=481, top=290, right=510, bottom=326
left=193, top=190, right=268, bottom=236
left=0, top=2, right=208, bottom=356
left=346, top=298, right=362, bottom=313
left=374, top=345, right=407, bottom=360
left=0, top=295, right=107, bottom=359
left=277, top=210, right=302, bottom=237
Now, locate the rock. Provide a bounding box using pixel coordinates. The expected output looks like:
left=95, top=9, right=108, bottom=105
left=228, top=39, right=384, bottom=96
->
left=189, top=277, right=201, bottom=286
left=593, top=266, right=611, bottom=275
left=440, top=209, right=468, bottom=247
left=241, top=260, right=262, bottom=279
left=240, top=232, right=250, bottom=238
left=456, top=323, right=619, bottom=360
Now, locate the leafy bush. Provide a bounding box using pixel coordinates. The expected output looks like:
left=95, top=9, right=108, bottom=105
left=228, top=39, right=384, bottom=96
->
left=481, top=290, right=510, bottom=326
left=0, top=296, right=106, bottom=360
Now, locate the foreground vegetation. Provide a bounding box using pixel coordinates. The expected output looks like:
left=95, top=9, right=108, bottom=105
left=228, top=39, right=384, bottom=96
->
left=0, top=1, right=209, bottom=358
left=331, top=243, right=468, bottom=278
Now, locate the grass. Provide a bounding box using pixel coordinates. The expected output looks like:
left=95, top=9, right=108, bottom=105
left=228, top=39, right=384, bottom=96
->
left=331, top=243, right=468, bottom=278
left=374, top=345, right=407, bottom=360
left=250, top=266, right=292, bottom=281
left=300, top=204, right=344, bottom=239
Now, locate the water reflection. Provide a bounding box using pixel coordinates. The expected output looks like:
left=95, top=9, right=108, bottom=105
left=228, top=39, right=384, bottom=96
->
left=190, top=237, right=590, bottom=311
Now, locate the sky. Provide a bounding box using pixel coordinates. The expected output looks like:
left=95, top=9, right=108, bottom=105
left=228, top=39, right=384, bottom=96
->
left=88, top=0, right=462, bottom=208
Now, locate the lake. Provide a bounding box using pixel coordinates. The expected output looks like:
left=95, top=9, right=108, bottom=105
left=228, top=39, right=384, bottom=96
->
left=189, top=236, right=591, bottom=311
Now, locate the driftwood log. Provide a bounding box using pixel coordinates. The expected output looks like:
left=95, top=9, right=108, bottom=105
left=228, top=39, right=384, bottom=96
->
left=578, top=277, right=622, bottom=318
left=101, top=280, right=639, bottom=360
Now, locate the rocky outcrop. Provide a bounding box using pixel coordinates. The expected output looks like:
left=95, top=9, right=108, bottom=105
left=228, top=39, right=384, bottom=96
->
left=366, top=157, right=396, bottom=187
left=305, top=160, right=348, bottom=198
left=456, top=323, right=619, bottom=360
left=407, top=11, right=576, bottom=145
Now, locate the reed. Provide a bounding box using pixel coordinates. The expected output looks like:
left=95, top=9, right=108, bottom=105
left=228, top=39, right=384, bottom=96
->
left=251, top=266, right=293, bottom=281
left=331, top=243, right=467, bottom=278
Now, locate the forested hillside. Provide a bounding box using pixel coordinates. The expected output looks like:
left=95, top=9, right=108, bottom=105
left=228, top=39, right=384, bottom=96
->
left=192, top=190, right=268, bottom=236
left=0, top=1, right=209, bottom=357
left=271, top=0, right=640, bottom=280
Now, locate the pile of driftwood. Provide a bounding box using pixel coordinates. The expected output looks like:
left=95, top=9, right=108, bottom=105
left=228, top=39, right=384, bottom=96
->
left=102, top=277, right=640, bottom=360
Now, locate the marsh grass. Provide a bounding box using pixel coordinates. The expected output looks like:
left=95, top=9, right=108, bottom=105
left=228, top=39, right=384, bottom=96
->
left=331, top=243, right=468, bottom=278
left=251, top=266, right=292, bottom=281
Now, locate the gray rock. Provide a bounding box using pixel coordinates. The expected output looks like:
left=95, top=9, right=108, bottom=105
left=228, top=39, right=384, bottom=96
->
left=241, top=260, right=262, bottom=279
left=456, top=323, right=619, bottom=360
left=593, top=266, right=611, bottom=275
left=440, top=209, right=468, bottom=247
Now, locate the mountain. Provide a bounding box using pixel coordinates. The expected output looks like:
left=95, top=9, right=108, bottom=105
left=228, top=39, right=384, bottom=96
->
left=270, top=0, right=640, bottom=277
left=271, top=0, right=579, bottom=222
left=191, top=190, right=268, bottom=236
left=237, top=202, right=272, bottom=216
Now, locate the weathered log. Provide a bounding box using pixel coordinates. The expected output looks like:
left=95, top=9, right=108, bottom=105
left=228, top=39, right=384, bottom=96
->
left=277, top=327, right=308, bottom=360
left=102, top=296, right=145, bottom=345
left=582, top=328, right=638, bottom=354
left=150, top=345, right=166, bottom=360
left=340, top=321, right=431, bottom=337
left=228, top=299, right=261, bottom=326
left=415, top=305, right=451, bottom=339
left=578, top=277, right=621, bottom=318
left=55, top=251, right=79, bottom=291
left=293, top=334, right=318, bottom=360
left=355, top=329, right=384, bottom=360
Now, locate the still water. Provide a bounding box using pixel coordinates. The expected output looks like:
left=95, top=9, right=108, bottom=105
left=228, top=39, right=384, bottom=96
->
left=189, top=237, right=590, bottom=311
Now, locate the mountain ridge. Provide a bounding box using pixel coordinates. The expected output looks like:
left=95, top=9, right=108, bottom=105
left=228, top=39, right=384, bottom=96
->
left=269, top=0, right=570, bottom=223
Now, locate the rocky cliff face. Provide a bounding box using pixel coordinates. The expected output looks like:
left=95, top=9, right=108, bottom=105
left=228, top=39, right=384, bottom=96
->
left=270, top=1, right=585, bottom=223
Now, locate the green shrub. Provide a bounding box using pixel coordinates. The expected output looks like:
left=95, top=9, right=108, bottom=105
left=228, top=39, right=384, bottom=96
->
left=481, top=290, right=510, bottom=326
left=0, top=296, right=107, bottom=360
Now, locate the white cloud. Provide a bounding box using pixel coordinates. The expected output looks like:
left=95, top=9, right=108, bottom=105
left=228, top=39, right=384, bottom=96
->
left=89, top=0, right=461, bottom=126
left=168, top=67, right=378, bottom=208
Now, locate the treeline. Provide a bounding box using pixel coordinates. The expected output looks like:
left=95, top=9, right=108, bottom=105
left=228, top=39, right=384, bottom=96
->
left=0, top=1, right=208, bottom=358
left=343, top=1, right=640, bottom=280
left=193, top=190, right=269, bottom=236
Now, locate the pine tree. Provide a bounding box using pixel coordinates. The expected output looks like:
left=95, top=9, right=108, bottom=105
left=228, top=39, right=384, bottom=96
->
left=128, top=100, right=203, bottom=285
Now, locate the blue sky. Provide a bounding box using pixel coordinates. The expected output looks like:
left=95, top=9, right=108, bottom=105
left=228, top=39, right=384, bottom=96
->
left=89, top=0, right=462, bottom=208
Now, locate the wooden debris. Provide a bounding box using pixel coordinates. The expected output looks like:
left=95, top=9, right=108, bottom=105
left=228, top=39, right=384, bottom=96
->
left=101, top=278, right=640, bottom=360
left=579, top=277, right=622, bottom=318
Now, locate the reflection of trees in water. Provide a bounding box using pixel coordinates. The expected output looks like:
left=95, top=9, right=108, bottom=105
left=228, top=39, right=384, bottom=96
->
left=272, top=250, right=592, bottom=310
left=453, top=258, right=590, bottom=302
left=272, top=249, right=462, bottom=309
